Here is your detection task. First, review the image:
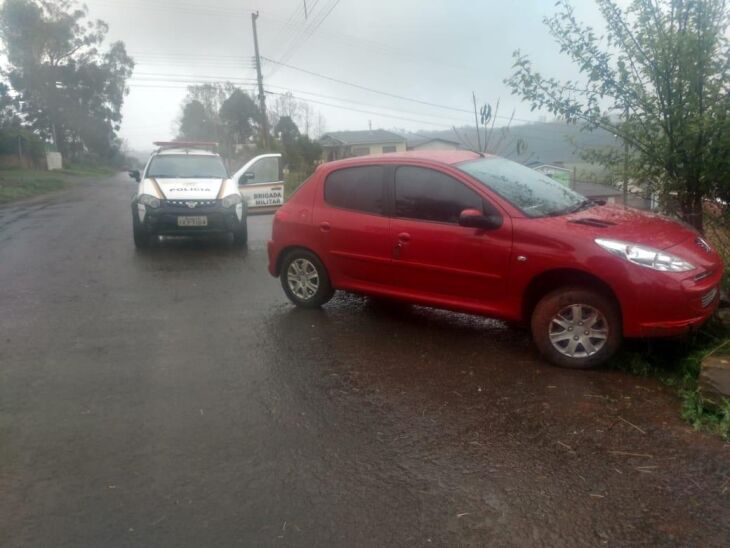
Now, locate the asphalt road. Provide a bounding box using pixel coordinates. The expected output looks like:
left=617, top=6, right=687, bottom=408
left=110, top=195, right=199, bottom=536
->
left=1, top=174, right=728, bottom=547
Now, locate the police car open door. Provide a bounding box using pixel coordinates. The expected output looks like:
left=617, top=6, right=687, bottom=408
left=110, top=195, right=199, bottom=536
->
left=233, top=153, right=285, bottom=212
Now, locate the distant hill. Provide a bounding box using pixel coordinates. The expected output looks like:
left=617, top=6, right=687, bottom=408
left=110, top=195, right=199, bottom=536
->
left=407, top=121, right=621, bottom=166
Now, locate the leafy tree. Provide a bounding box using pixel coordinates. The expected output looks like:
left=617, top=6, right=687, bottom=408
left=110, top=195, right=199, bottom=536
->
left=269, top=115, right=321, bottom=173
left=506, top=0, right=730, bottom=232
left=178, top=100, right=217, bottom=141
left=185, top=83, right=236, bottom=122
left=294, top=135, right=322, bottom=170
left=268, top=91, right=326, bottom=138
left=0, top=83, right=21, bottom=128
left=219, top=89, right=259, bottom=153
left=0, top=0, right=134, bottom=161
left=274, top=115, right=300, bottom=145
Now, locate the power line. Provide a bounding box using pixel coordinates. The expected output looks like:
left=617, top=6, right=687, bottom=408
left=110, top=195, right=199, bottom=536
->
left=128, top=74, right=561, bottom=134
left=267, top=85, right=472, bottom=124
left=263, top=56, right=473, bottom=114
left=264, top=0, right=324, bottom=78
left=130, top=73, right=470, bottom=123
left=133, top=71, right=257, bottom=81
left=265, top=90, right=456, bottom=128
left=262, top=57, right=552, bottom=126
left=128, top=77, right=469, bottom=124
left=274, top=0, right=340, bottom=70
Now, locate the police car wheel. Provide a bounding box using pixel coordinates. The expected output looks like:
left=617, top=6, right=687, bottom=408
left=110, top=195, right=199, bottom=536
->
left=132, top=215, right=151, bottom=248
left=232, top=221, right=248, bottom=246
left=281, top=250, right=334, bottom=308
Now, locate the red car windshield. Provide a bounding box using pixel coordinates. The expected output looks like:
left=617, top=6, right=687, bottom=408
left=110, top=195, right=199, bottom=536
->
left=458, top=157, right=590, bottom=218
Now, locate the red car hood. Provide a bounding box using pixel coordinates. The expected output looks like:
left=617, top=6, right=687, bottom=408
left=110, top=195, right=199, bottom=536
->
left=555, top=205, right=698, bottom=249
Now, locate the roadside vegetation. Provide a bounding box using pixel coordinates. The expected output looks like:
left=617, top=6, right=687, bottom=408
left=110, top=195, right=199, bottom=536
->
left=0, top=168, right=67, bottom=203
left=609, top=320, right=730, bottom=439
left=0, top=164, right=114, bottom=204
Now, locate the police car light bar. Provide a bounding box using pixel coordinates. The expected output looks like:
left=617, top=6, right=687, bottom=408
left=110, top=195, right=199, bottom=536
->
left=153, top=141, right=219, bottom=152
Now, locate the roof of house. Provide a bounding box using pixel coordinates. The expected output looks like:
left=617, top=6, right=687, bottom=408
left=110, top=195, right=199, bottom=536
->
left=574, top=181, right=623, bottom=198
left=406, top=136, right=462, bottom=148
left=530, top=163, right=571, bottom=172
left=320, top=130, right=406, bottom=146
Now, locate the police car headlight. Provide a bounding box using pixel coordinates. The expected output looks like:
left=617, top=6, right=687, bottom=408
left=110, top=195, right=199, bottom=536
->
left=221, top=193, right=242, bottom=208
left=138, top=194, right=160, bottom=208
left=595, top=238, right=695, bottom=272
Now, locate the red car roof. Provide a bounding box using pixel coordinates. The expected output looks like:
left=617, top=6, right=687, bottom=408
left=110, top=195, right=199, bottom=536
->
left=323, top=150, right=486, bottom=168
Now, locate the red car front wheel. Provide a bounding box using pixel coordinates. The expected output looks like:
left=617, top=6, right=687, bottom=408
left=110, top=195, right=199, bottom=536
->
left=531, top=287, right=622, bottom=368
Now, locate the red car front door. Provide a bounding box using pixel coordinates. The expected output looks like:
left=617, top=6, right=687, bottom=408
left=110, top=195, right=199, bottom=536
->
left=389, top=165, right=513, bottom=313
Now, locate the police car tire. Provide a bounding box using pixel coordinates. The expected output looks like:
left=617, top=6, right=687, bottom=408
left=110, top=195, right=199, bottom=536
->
left=281, top=249, right=334, bottom=308
left=132, top=214, right=151, bottom=248
left=233, top=221, right=248, bottom=246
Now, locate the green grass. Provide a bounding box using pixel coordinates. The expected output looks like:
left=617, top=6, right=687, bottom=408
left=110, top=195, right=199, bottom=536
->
left=0, top=164, right=116, bottom=204
left=0, top=169, right=68, bottom=203
left=609, top=319, right=730, bottom=439
left=59, top=163, right=115, bottom=177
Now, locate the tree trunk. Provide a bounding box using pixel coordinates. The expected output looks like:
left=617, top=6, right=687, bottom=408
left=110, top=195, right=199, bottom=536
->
left=681, top=193, right=704, bottom=234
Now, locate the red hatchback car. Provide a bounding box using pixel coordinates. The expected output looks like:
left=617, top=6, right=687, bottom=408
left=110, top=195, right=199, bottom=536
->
left=268, top=151, right=723, bottom=368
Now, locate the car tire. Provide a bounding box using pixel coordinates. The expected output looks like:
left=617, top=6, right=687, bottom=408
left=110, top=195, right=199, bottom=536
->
left=531, top=286, right=622, bottom=369
left=280, top=249, right=334, bottom=308
left=233, top=220, right=248, bottom=246
left=132, top=213, right=152, bottom=249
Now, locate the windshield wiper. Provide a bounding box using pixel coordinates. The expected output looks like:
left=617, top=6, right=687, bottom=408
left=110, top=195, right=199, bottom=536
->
left=541, top=199, right=595, bottom=218
left=562, top=199, right=595, bottom=215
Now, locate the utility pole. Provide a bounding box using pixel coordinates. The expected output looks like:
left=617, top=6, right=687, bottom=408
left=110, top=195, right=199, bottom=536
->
left=472, top=92, right=482, bottom=153
left=251, top=11, right=270, bottom=148
left=623, top=105, right=629, bottom=206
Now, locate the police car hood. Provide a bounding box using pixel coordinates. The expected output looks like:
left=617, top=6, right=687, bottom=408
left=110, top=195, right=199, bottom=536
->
left=145, top=177, right=229, bottom=200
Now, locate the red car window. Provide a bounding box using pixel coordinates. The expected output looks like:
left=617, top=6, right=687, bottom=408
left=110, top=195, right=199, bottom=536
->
left=324, top=166, right=385, bottom=215
left=395, top=166, right=483, bottom=224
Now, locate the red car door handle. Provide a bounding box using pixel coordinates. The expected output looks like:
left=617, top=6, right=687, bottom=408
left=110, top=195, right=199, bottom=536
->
left=398, top=232, right=411, bottom=242
left=320, top=222, right=331, bottom=232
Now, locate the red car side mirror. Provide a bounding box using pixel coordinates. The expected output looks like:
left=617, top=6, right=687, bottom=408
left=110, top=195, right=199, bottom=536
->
left=458, top=208, right=502, bottom=230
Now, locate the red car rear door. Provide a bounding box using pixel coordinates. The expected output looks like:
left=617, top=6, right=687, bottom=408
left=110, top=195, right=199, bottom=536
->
left=312, top=165, right=394, bottom=289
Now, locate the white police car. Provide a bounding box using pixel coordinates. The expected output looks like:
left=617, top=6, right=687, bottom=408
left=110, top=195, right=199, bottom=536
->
left=129, top=142, right=247, bottom=248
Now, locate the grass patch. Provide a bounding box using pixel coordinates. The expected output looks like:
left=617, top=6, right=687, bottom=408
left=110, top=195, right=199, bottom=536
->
left=0, top=169, right=68, bottom=203
left=609, top=318, right=730, bottom=439
left=59, top=163, right=115, bottom=177
left=0, top=163, right=115, bottom=204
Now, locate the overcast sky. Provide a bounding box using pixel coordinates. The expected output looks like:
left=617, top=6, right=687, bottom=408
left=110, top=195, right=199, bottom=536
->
left=81, top=0, right=607, bottom=151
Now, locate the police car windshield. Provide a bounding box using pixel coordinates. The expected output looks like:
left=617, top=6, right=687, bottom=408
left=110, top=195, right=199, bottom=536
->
left=146, top=155, right=228, bottom=179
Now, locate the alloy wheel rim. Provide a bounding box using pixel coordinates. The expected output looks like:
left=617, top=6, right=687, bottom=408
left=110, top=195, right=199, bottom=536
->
left=287, top=258, right=319, bottom=300
left=549, top=304, right=609, bottom=358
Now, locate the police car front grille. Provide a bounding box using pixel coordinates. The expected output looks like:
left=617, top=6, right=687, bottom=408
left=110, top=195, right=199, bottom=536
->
left=164, top=200, right=219, bottom=208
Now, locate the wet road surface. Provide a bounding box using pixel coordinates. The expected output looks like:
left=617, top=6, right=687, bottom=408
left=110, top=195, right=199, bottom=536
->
left=1, top=174, right=728, bottom=547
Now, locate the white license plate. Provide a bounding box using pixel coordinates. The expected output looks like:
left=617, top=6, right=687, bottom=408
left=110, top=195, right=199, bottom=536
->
left=177, top=216, right=208, bottom=227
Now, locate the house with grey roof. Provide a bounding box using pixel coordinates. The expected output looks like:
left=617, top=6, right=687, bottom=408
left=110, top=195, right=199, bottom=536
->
left=319, top=130, right=406, bottom=161
left=406, top=136, right=462, bottom=151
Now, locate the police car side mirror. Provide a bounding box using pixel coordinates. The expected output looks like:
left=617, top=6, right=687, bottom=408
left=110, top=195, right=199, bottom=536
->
left=128, top=170, right=141, bottom=182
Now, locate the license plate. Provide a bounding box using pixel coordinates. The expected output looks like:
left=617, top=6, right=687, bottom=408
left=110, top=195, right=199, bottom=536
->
left=177, top=216, right=208, bottom=227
